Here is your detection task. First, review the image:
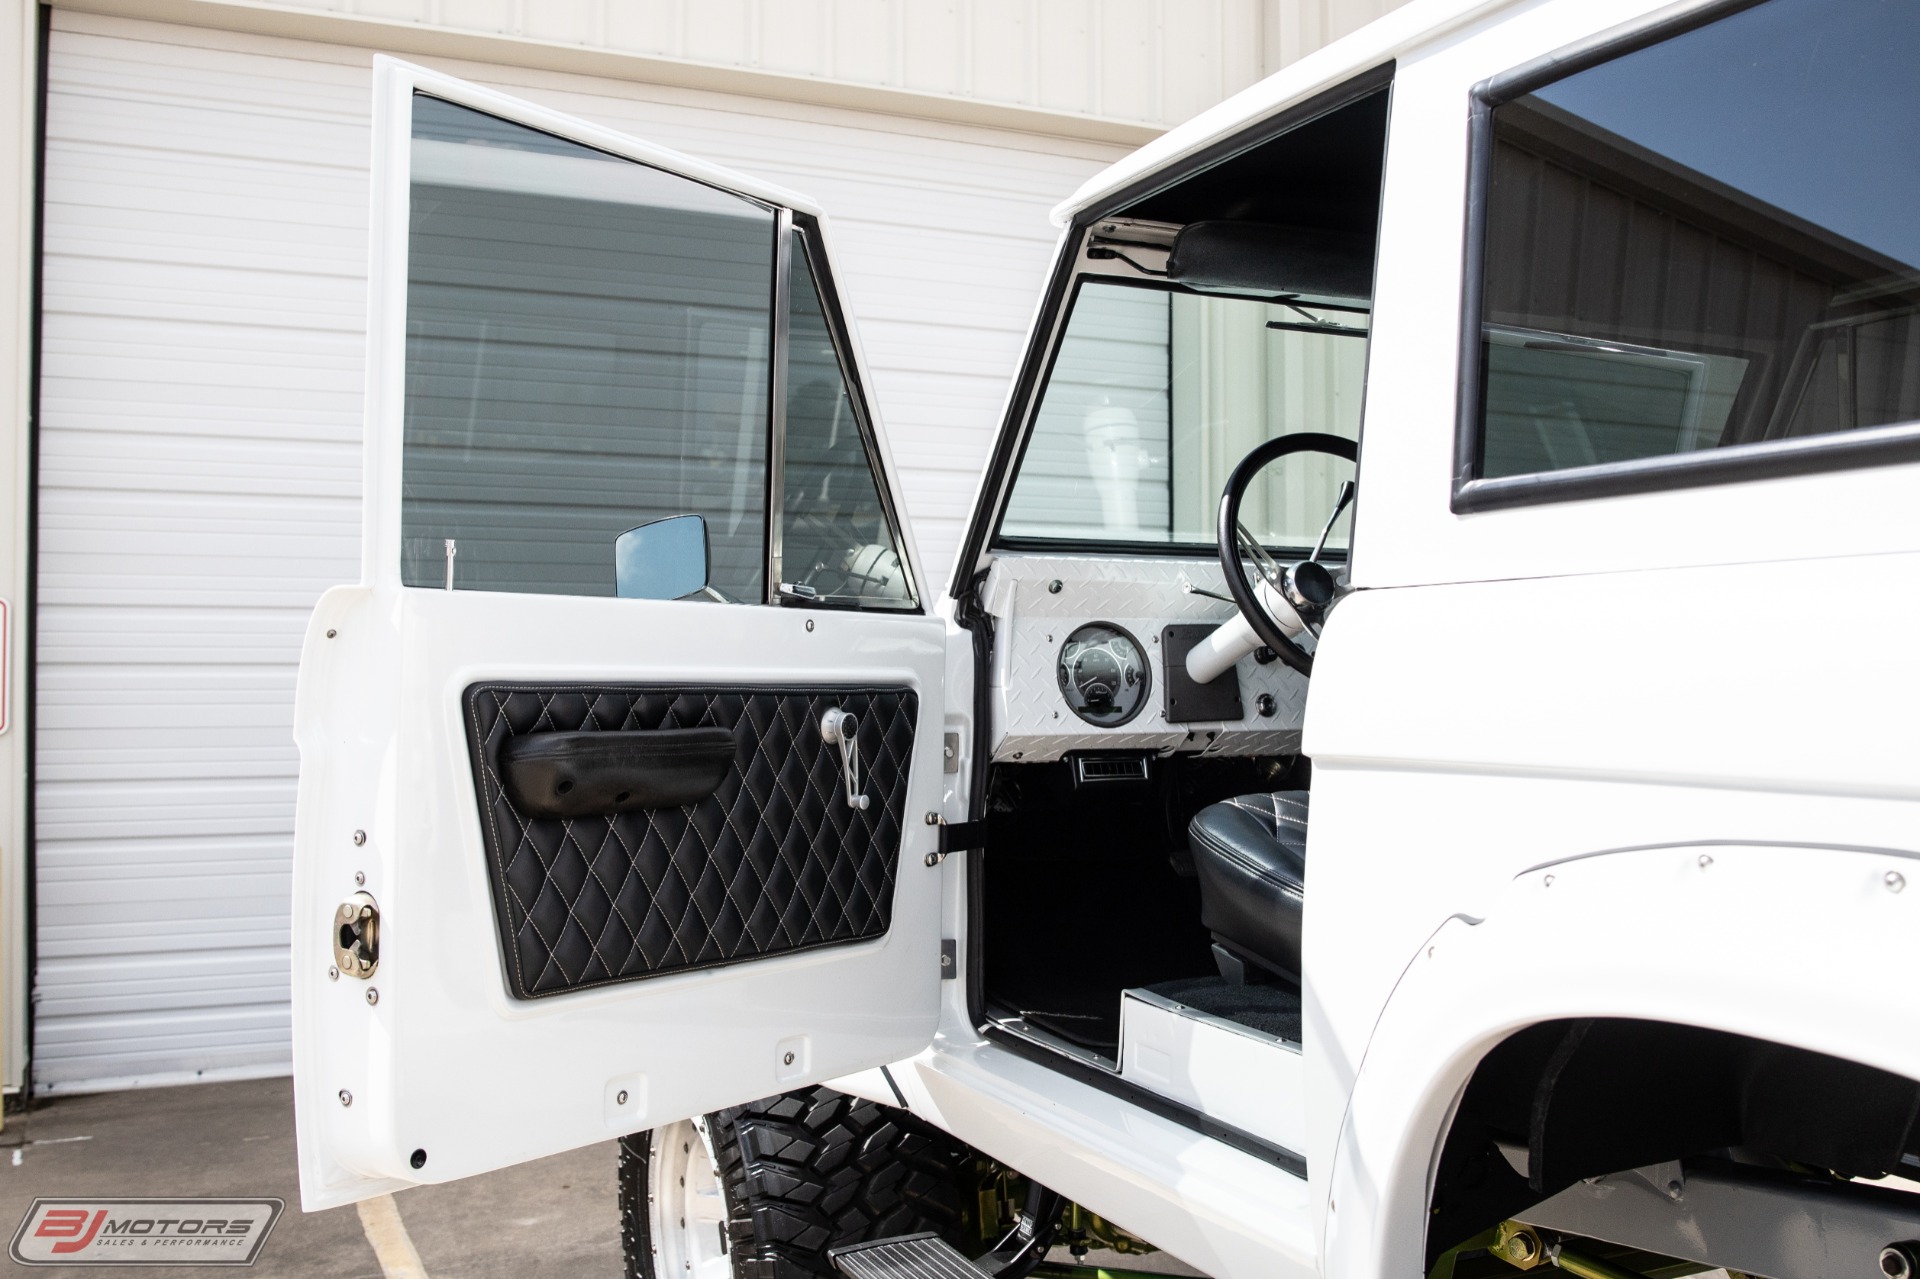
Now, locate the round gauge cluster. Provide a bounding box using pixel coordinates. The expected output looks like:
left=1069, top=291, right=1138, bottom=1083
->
left=1057, top=623, right=1151, bottom=727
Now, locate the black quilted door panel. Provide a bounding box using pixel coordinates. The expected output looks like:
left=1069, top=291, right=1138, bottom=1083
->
left=464, top=684, right=918, bottom=1000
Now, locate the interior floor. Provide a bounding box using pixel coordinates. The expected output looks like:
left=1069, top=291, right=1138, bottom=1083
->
left=979, top=754, right=1304, bottom=1056
left=1143, top=975, right=1303, bottom=1043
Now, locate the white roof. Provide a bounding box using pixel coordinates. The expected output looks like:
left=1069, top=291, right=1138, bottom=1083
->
left=1051, top=0, right=1515, bottom=226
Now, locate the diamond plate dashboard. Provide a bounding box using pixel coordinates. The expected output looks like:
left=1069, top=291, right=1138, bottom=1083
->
left=983, top=554, right=1310, bottom=763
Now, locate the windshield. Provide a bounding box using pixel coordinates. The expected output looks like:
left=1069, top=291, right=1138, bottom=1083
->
left=999, top=279, right=1366, bottom=553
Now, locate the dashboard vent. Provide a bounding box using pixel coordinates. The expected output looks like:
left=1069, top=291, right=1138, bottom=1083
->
left=1073, top=755, right=1150, bottom=785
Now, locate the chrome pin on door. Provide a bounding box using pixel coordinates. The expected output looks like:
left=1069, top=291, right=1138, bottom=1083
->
left=819, top=708, right=870, bottom=811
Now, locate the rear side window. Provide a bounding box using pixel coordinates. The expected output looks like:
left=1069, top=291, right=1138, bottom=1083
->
left=1465, top=0, right=1920, bottom=496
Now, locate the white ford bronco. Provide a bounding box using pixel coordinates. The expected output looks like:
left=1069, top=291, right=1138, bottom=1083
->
left=290, top=2, right=1920, bottom=1278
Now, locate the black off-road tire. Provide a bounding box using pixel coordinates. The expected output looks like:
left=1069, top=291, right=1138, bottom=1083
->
left=620, top=1086, right=973, bottom=1279
left=618, top=1129, right=654, bottom=1279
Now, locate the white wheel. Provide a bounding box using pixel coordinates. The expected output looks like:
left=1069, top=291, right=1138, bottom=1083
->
left=646, top=1118, right=734, bottom=1279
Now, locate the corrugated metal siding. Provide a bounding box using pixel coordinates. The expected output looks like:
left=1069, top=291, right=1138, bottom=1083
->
left=35, top=10, right=1122, bottom=1091
left=1261, top=0, right=1413, bottom=75
left=180, top=0, right=1275, bottom=128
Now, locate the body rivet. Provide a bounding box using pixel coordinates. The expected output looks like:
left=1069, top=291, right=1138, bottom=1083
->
left=366, top=988, right=379, bottom=1005
left=326, top=629, right=337, bottom=639
left=354, top=870, right=366, bottom=886
left=617, top=1090, right=629, bottom=1106
left=1888, top=871, right=1906, bottom=894
left=783, top=1052, right=795, bottom=1066
left=805, top=619, right=815, bottom=632
left=1543, top=874, right=1554, bottom=887
left=925, top=812, right=939, bottom=826
left=1698, top=854, right=1713, bottom=869
left=327, top=965, right=339, bottom=981
left=339, top=1090, right=352, bottom=1107
left=353, top=830, right=366, bottom=846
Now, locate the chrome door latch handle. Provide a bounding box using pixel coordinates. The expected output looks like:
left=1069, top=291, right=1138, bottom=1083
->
left=820, top=708, right=870, bottom=811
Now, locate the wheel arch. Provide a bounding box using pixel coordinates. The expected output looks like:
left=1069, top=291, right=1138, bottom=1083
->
left=1319, top=840, right=1920, bottom=1279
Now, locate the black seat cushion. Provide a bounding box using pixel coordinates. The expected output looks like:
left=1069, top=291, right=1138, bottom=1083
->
left=1187, top=791, right=1308, bottom=977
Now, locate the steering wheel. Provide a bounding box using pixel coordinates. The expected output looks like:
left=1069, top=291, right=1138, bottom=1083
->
left=1216, top=432, right=1358, bottom=678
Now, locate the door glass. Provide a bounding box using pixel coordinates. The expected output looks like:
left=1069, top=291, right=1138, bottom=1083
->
left=1000, top=280, right=1366, bottom=551
left=1473, top=0, right=1920, bottom=481
left=401, top=95, right=773, bottom=599
left=778, top=231, right=916, bottom=607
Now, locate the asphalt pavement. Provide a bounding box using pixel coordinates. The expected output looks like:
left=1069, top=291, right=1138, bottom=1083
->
left=0, top=1076, right=623, bottom=1279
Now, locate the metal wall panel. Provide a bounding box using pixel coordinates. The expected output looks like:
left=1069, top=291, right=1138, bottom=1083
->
left=34, top=10, right=1123, bottom=1091
left=156, top=0, right=1279, bottom=128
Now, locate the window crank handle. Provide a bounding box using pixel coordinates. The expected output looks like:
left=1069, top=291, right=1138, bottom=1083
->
left=819, top=708, right=870, bottom=811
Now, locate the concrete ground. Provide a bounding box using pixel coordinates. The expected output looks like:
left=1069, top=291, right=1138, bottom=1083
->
left=0, top=1076, right=623, bottom=1278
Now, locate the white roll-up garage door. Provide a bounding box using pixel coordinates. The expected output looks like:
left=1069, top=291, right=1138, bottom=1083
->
left=35, top=10, right=1121, bottom=1092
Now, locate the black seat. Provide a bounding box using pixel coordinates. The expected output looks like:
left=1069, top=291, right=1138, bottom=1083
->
left=1187, top=791, right=1308, bottom=980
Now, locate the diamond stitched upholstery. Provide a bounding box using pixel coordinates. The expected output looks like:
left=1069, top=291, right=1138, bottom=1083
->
left=465, top=683, right=918, bottom=1000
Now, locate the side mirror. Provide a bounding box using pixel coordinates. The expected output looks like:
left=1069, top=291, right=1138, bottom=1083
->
left=615, top=515, right=709, bottom=600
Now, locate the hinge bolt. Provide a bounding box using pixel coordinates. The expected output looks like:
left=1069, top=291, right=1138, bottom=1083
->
left=925, top=812, right=939, bottom=826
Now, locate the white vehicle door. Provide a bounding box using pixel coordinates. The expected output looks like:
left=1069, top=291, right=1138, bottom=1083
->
left=292, top=59, right=945, bottom=1210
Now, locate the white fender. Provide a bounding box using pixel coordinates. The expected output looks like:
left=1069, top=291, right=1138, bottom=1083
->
left=1318, top=841, right=1920, bottom=1278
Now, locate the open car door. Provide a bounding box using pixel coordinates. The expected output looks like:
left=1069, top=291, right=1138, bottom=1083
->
left=291, top=59, right=945, bottom=1209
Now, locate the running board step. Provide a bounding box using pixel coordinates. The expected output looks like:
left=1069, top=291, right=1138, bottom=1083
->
left=829, top=1233, right=993, bottom=1279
